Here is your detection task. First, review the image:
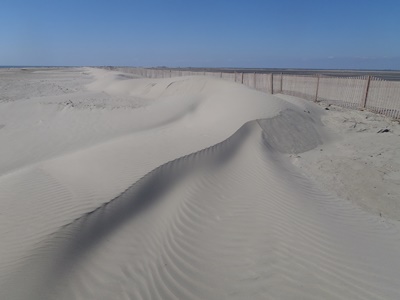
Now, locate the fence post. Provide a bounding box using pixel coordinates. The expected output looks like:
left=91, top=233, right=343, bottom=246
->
left=361, top=76, right=371, bottom=109
left=280, top=73, right=283, bottom=92
left=241, top=73, right=244, bottom=84
left=253, top=72, right=256, bottom=88
left=220, top=72, right=222, bottom=78
left=270, top=73, right=274, bottom=94
left=315, top=74, right=320, bottom=102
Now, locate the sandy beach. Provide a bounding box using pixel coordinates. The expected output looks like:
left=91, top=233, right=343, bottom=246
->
left=1, top=67, right=400, bottom=299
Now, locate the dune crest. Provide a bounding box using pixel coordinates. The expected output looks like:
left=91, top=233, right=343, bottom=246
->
left=0, top=68, right=399, bottom=299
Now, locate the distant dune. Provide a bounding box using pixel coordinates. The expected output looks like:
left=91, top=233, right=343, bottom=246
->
left=0, top=68, right=399, bottom=299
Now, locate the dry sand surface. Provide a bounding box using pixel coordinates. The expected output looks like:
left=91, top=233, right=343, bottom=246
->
left=0, top=67, right=399, bottom=299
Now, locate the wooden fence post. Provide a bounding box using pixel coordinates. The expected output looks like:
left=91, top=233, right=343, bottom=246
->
left=362, top=76, right=371, bottom=108
left=254, top=72, right=257, bottom=88
left=271, top=73, right=274, bottom=94
left=315, top=74, right=320, bottom=102
left=241, top=73, right=244, bottom=84
left=280, top=73, right=283, bottom=92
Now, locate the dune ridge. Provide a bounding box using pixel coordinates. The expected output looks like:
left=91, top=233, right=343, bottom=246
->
left=0, top=68, right=399, bottom=299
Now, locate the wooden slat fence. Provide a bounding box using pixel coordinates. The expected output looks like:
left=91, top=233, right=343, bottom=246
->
left=282, top=74, right=318, bottom=101
left=242, top=73, right=256, bottom=89
left=317, top=75, right=366, bottom=109
left=204, top=71, right=220, bottom=78
left=221, top=72, right=236, bottom=82
left=366, top=77, right=400, bottom=119
left=272, top=73, right=282, bottom=94
left=107, top=67, right=400, bottom=119
left=254, top=73, right=272, bottom=93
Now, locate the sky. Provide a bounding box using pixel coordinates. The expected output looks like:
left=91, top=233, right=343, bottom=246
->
left=1, top=0, right=400, bottom=69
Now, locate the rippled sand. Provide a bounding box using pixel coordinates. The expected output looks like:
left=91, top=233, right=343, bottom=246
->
left=1, top=68, right=399, bottom=299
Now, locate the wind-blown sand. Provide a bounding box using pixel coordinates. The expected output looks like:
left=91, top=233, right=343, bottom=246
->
left=0, top=67, right=399, bottom=299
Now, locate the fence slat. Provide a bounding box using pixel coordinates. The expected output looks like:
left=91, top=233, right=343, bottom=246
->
left=315, top=74, right=320, bottom=102
left=362, top=76, right=371, bottom=108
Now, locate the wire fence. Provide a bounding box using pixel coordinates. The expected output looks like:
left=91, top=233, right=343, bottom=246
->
left=107, top=67, right=400, bottom=119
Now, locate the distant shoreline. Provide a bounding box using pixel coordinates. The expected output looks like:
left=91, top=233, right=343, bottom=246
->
left=2, top=66, right=400, bottom=80
left=0, top=66, right=77, bottom=68
left=116, top=66, right=400, bottom=81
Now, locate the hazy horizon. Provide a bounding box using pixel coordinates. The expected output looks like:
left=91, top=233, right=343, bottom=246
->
left=2, top=66, right=400, bottom=72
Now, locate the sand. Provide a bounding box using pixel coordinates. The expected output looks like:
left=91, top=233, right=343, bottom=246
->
left=0, top=67, right=399, bottom=299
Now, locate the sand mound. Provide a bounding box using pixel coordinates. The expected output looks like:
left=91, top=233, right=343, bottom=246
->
left=258, top=109, right=323, bottom=153
left=0, top=68, right=399, bottom=299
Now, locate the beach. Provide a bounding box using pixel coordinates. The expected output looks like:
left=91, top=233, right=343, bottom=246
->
left=0, top=67, right=399, bottom=299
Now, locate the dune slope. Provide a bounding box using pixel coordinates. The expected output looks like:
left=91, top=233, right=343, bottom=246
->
left=0, top=68, right=399, bottom=299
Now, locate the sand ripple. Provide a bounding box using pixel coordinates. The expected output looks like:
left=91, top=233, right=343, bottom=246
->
left=2, top=120, right=400, bottom=299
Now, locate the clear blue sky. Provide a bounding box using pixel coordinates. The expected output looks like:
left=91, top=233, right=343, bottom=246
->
left=1, top=0, right=400, bottom=69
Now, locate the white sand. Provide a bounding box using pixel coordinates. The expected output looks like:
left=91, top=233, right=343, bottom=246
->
left=277, top=94, right=400, bottom=221
left=0, top=68, right=399, bottom=299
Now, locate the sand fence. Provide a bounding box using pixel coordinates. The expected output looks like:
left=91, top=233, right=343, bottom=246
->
left=108, top=68, right=400, bottom=119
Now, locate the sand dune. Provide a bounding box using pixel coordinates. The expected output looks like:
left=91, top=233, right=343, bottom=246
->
left=0, top=68, right=399, bottom=299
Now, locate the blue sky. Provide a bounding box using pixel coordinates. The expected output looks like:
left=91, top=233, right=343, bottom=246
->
left=1, top=0, right=399, bottom=69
